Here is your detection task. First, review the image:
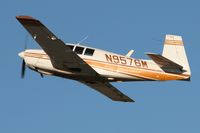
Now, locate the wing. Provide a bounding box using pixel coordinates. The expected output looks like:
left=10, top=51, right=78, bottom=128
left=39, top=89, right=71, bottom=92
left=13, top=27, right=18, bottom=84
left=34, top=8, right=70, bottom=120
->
left=146, top=53, right=184, bottom=73
left=81, top=81, right=134, bottom=102
left=16, top=16, right=97, bottom=76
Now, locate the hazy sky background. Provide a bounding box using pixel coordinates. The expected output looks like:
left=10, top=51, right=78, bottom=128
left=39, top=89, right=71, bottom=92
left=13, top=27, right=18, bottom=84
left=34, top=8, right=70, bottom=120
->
left=0, top=0, right=199, bottom=132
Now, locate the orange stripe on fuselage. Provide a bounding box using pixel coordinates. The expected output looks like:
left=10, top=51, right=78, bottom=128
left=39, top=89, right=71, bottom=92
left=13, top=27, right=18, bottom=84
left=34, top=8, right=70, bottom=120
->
left=84, top=59, right=189, bottom=81
left=24, top=52, right=190, bottom=81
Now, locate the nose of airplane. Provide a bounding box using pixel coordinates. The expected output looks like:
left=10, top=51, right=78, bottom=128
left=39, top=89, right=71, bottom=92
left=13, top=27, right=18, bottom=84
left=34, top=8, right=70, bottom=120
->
left=18, top=51, right=24, bottom=59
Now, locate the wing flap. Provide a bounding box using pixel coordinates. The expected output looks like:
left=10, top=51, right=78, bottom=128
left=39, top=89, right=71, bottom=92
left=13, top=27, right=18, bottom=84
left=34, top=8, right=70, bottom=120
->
left=81, top=81, right=134, bottom=102
left=146, top=53, right=184, bottom=73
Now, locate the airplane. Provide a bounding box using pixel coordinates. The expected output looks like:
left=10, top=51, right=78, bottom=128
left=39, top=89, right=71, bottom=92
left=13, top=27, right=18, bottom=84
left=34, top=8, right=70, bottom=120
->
left=16, top=16, right=191, bottom=102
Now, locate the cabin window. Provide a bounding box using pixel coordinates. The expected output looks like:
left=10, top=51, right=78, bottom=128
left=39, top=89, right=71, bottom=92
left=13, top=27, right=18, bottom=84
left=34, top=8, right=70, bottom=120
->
left=74, top=46, right=84, bottom=54
left=84, top=48, right=95, bottom=56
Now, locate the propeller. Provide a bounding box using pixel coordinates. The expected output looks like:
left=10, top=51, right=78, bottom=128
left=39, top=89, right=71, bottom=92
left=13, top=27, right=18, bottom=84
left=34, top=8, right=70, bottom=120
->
left=21, top=60, right=26, bottom=78
left=20, top=34, right=44, bottom=78
left=20, top=34, right=28, bottom=79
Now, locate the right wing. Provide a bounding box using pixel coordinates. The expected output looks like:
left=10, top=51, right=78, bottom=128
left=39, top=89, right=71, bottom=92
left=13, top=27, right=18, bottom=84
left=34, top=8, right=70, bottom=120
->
left=81, top=81, right=134, bottom=102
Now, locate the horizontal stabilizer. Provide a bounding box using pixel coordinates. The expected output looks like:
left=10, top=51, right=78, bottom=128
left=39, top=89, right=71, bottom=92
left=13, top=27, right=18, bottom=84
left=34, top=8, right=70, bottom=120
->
left=146, top=53, right=184, bottom=73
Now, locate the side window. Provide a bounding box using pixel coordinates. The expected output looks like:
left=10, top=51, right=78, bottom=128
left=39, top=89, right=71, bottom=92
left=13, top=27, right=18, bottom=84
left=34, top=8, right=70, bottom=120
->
left=74, top=46, right=84, bottom=54
left=84, top=48, right=95, bottom=56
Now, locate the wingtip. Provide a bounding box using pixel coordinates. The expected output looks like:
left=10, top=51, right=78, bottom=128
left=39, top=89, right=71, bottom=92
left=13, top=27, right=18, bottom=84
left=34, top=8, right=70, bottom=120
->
left=123, top=98, right=135, bottom=103
left=16, top=15, right=37, bottom=21
left=130, top=99, right=135, bottom=102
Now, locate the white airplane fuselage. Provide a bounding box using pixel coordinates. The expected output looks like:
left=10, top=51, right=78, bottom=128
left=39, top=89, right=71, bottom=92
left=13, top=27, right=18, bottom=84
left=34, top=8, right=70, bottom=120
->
left=19, top=44, right=189, bottom=82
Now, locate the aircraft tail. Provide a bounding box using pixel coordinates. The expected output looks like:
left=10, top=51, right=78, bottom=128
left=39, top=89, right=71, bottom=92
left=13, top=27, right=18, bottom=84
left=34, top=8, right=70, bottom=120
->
left=162, top=34, right=191, bottom=78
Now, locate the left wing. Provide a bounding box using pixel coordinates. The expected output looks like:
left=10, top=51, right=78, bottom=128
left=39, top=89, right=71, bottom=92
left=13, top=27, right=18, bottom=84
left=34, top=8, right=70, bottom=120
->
left=81, top=81, right=134, bottom=102
left=16, top=16, right=97, bottom=76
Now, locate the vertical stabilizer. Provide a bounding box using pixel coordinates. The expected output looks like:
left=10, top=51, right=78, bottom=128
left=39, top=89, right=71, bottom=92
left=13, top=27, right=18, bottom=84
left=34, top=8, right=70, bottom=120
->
left=162, top=35, right=191, bottom=76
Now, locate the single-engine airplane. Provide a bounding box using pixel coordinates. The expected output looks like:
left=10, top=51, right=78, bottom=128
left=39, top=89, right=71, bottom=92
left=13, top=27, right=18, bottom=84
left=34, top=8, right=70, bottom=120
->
left=16, top=16, right=191, bottom=102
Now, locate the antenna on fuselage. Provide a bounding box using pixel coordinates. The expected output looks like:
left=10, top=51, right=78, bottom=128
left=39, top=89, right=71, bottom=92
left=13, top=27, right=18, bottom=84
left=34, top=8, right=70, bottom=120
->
left=126, top=50, right=134, bottom=57
left=77, top=35, right=88, bottom=45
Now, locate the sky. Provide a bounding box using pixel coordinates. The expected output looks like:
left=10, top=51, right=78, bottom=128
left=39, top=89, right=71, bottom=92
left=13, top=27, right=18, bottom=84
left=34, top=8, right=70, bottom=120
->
left=0, top=0, right=199, bottom=132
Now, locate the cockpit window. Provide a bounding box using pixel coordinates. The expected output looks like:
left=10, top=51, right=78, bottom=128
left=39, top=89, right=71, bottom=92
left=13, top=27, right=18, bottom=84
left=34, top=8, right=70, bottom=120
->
left=84, top=48, right=95, bottom=56
left=74, top=46, right=84, bottom=54
left=68, top=45, right=74, bottom=50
